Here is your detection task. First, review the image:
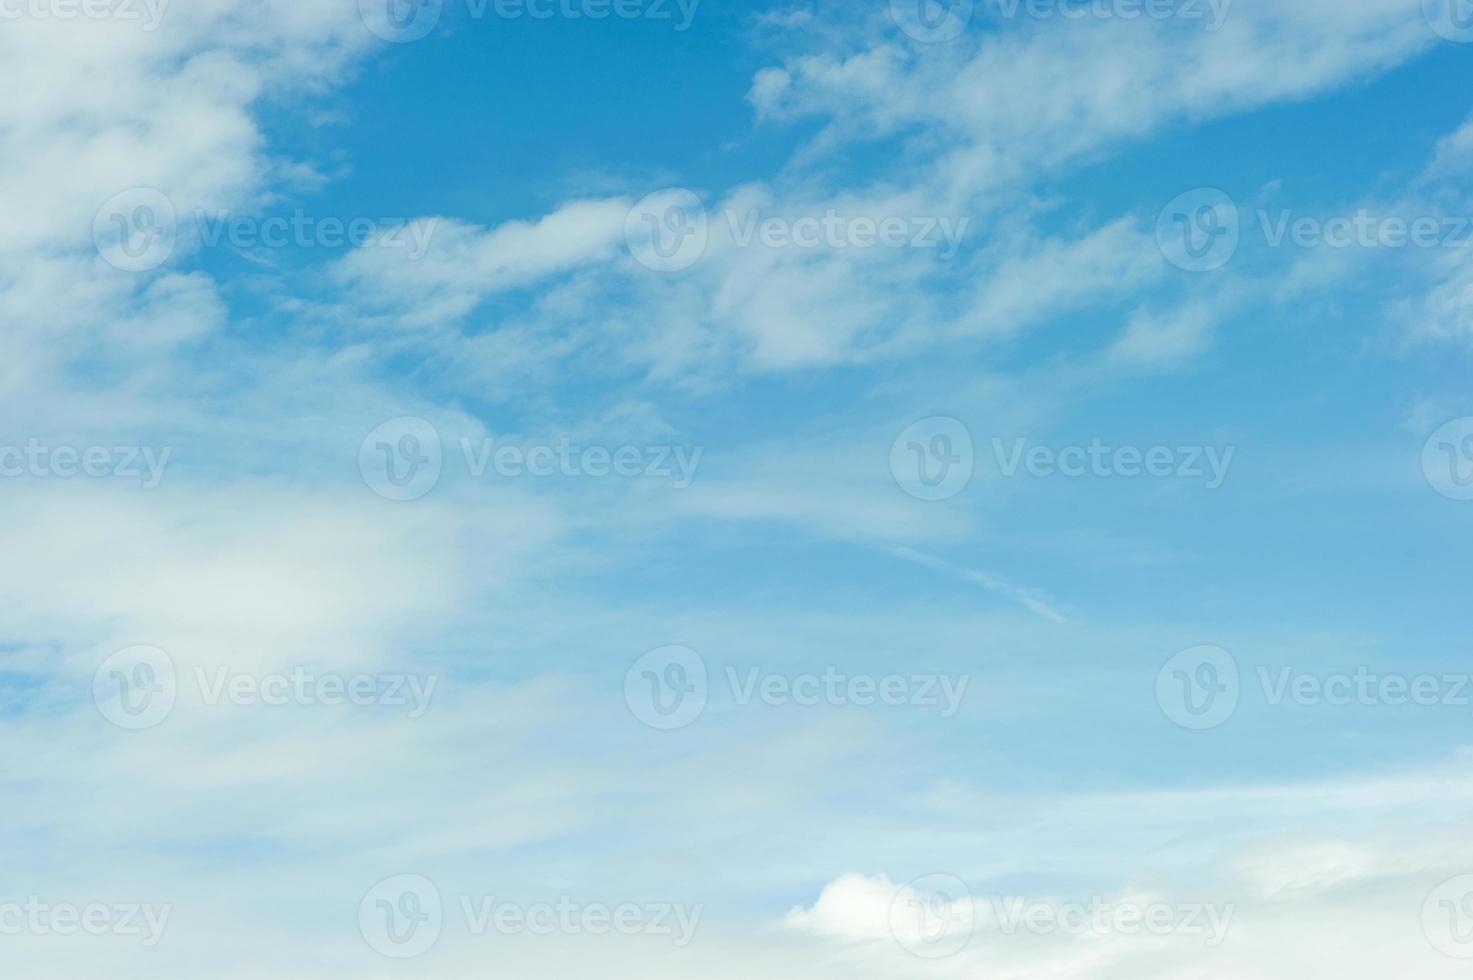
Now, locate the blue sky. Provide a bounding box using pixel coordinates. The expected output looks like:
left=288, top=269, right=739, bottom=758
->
left=3, top=0, right=1473, bottom=976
